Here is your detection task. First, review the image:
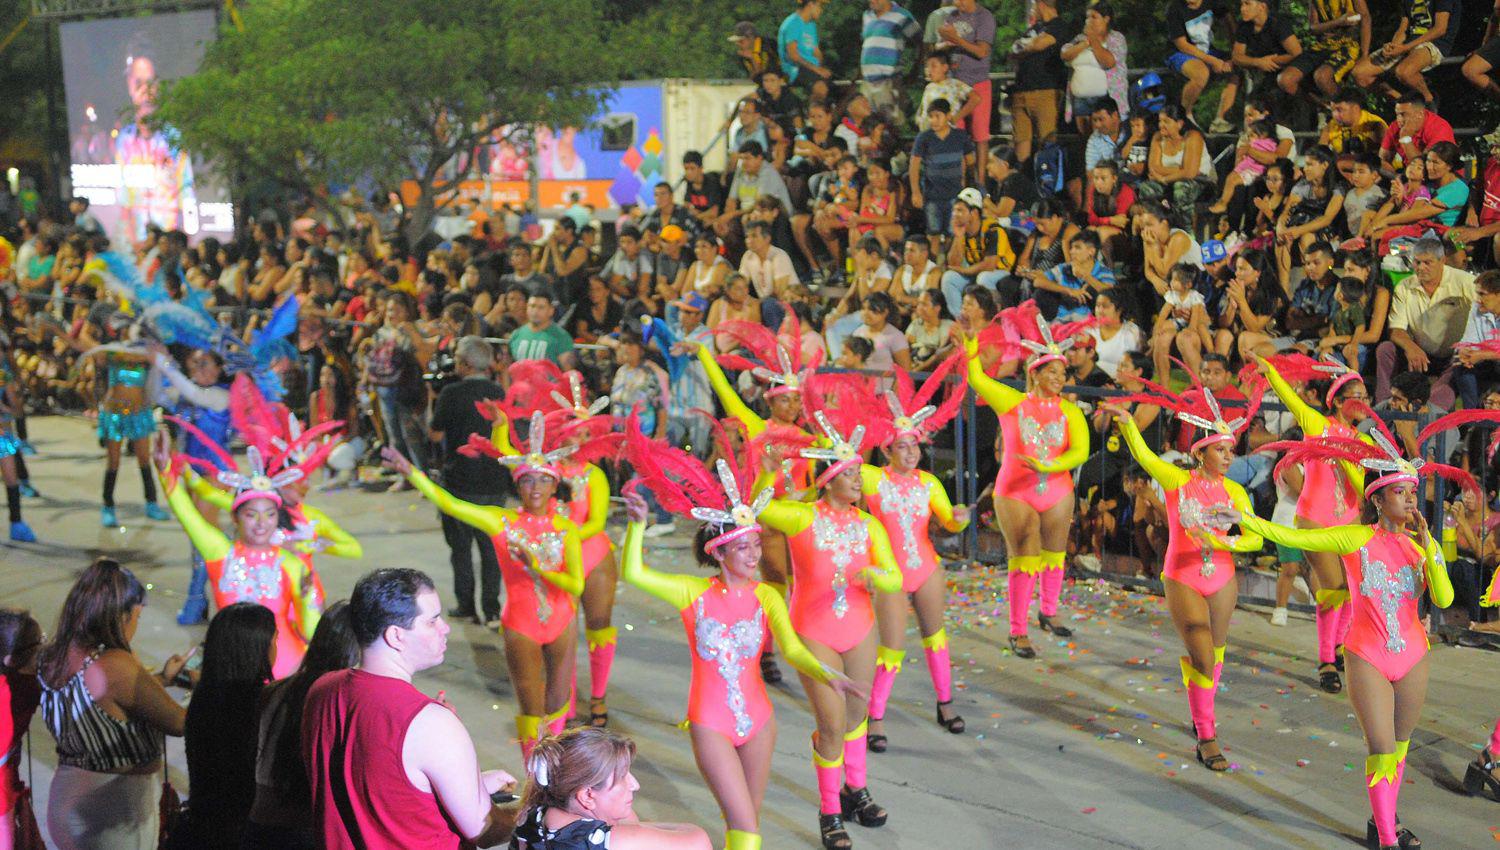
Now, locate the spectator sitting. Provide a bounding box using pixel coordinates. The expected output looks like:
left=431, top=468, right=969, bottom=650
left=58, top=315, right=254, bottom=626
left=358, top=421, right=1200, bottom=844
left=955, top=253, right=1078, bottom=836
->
left=1341, top=152, right=1388, bottom=237
left=1090, top=290, right=1145, bottom=379
left=808, top=155, right=862, bottom=277
left=1376, top=236, right=1475, bottom=409
left=304, top=568, right=519, bottom=848
left=1152, top=263, right=1214, bottom=378
left=848, top=290, right=913, bottom=374
left=1208, top=118, right=1279, bottom=215
left=1378, top=92, right=1455, bottom=173
left=849, top=157, right=904, bottom=255
left=716, top=141, right=794, bottom=249
left=1229, top=0, right=1302, bottom=99
left=652, top=225, right=691, bottom=300
left=1138, top=199, right=1204, bottom=299
left=1322, top=87, right=1389, bottom=176
left=1036, top=229, right=1114, bottom=322
left=729, top=20, right=774, bottom=80
left=1447, top=127, right=1500, bottom=260
left=837, top=334, right=875, bottom=369
left=707, top=274, right=761, bottom=344
left=891, top=234, right=942, bottom=317
left=513, top=728, right=710, bottom=849
left=826, top=237, right=894, bottom=355
left=1283, top=240, right=1340, bottom=345
left=730, top=98, right=773, bottom=158
left=603, top=226, right=654, bottom=301
left=1275, top=145, right=1347, bottom=284
left=1083, top=99, right=1129, bottom=172
left=641, top=183, right=694, bottom=238
left=1317, top=275, right=1371, bottom=363
left=1369, top=140, right=1469, bottom=254
left=908, top=287, right=955, bottom=369
left=680, top=233, right=731, bottom=300
left=1084, top=160, right=1135, bottom=260
left=778, top=0, right=832, bottom=90
left=1217, top=247, right=1286, bottom=361
left=1454, top=269, right=1500, bottom=408
left=1279, top=0, right=1368, bottom=101
left=169, top=602, right=277, bottom=850
left=983, top=146, right=1039, bottom=223
left=1350, top=0, right=1457, bottom=105
left=755, top=68, right=803, bottom=140
left=1142, top=104, right=1215, bottom=212
left=738, top=220, right=798, bottom=329
left=510, top=295, right=578, bottom=370
left=939, top=187, right=1016, bottom=316
left=1165, top=0, right=1239, bottom=132
left=681, top=151, right=724, bottom=233
left=1008, top=197, right=1081, bottom=308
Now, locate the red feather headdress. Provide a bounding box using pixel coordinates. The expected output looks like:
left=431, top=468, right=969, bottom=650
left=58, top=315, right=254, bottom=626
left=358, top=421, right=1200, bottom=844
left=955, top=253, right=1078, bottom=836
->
left=715, top=315, right=823, bottom=396
left=621, top=416, right=772, bottom=550
left=228, top=374, right=345, bottom=480
left=877, top=349, right=968, bottom=444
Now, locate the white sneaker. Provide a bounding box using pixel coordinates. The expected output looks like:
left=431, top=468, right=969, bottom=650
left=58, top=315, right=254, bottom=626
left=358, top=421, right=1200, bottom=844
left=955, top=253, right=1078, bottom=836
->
left=644, top=521, right=677, bottom=538
left=1269, top=607, right=1288, bottom=627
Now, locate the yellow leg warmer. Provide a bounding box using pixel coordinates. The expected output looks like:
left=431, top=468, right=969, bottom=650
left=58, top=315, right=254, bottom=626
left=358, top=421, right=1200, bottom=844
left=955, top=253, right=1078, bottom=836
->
left=1315, top=587, right=1351, bottom=613
left=921, top=628, right=949, bottom=652
left=725, top=829, right=762, bottom=850
left=515, top=714, right=542, bottom=743
left=1366, top=752, right=1401, bottom=787
left=1214, top=645, right=1226, bottom=666
left=812, top=747, right=846, bottom=769
left=1040, top=549, right=1066, bottom=570
left=1179, top=656, right=1214, bottom=689
left=875, top=645, right=906, bottom=672
left=844, top=717, right=869, bottom=743
left=1009, top=555, right=1044, bottom=575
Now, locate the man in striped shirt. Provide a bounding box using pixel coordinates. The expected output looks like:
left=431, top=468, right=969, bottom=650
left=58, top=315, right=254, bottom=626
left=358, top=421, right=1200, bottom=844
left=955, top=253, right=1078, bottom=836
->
left=861, top=0, right=922, bottom=122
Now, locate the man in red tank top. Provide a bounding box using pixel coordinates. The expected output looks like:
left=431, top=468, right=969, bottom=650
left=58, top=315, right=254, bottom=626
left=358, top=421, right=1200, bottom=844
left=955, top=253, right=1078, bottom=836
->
left=304, top=568, right=519, bottom=849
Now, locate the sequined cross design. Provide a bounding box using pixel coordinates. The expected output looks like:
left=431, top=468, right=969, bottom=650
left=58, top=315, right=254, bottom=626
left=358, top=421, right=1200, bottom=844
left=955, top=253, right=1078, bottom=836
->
left=565, top=471, right=591, bottom=509
left=1359, top=548, right=1417, bottom=654
left=1019, top=410, right=1066, bottom=495
left=813, top=511, right=869, bottom=619
left=219, top=548, right=283, bottom=602
left=507, top=527, right=565, bottom=624
left=877, top=474, right=929, bottom=573
left=1177, top=492, right=1232, bottom=578
left=1332, top=470, right=1352, bottom=520
left=693, top=597, right=764, bottom=740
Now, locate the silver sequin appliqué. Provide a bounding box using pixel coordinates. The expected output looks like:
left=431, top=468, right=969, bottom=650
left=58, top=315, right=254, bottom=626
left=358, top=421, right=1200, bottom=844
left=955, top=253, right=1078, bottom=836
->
left=813, top=510, right=869, bottom=618
left=219, top=547, right=284, bottom=601
left=1359, top=547, right=1417, bottom=654
left=1177, top=488, right=1232, bottom=578
left=876, top=474, right=929, bottom=573
left=507, top=526, right=566, bottom=624
left=1019, top=407, right=1066, bottom=495
left=693, top=595, right=765, bottom=740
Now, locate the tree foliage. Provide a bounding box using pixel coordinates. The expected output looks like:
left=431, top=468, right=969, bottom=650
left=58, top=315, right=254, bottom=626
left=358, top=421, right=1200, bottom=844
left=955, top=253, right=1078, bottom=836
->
left=151, top=0, right=618, bottom=237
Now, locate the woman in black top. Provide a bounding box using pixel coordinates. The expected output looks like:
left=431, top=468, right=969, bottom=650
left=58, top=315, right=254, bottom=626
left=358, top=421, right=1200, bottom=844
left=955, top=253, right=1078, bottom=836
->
left=169, top=602, right=276, bottom=850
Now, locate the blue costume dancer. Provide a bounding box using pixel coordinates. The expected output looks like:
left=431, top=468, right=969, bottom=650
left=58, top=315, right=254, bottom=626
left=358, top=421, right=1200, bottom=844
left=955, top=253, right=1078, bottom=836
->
left=0, top=356, right=35, bottom=541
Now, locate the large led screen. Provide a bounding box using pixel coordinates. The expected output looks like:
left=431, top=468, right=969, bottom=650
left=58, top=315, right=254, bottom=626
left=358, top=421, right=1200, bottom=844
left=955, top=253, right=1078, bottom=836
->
left=60, top=10, right=233, bottom=242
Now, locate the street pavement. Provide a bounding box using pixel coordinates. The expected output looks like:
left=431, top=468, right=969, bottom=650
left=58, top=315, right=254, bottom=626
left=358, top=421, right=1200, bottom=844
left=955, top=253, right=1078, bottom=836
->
left=5, top=415, right=1500, bottom=848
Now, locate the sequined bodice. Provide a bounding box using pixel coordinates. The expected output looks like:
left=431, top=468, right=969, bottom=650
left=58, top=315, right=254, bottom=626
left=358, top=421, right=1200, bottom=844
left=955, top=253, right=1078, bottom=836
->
left=504, top=515, right=566, bottom=623
left=1014, top=397, right=1066, bottom=494
left=107, top=360, right=148, bottom=388
left=691, top=587, right=766, bottom=740
left=812, top=505, right=869, bottom=619
left=559, top=464, right=593, bottom=528
left=1356, top=537, right=1420, bottom=654
left=218, top=543, right=286, bottom=603
left=874, top=471, right=929, bottom=573
left=1174, top=474, right=1234, bottom=577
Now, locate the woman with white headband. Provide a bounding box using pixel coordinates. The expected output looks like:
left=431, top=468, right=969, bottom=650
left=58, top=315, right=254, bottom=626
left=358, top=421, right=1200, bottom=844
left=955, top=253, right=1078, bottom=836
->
left=618, top=422, right=858, bottom=850
left=962, top=316, right=1090, bottom=659
left=382, top=411, right=584, bottom=761
left=1212, top=411, right=1472, bottom=850
left=1101, top=372, right=1266, bottom=772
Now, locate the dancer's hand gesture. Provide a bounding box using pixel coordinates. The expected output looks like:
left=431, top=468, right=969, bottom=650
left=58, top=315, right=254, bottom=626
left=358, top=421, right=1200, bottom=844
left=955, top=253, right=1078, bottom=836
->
left=623, top=490, right=650, bottom=525
left=152, top=431, right=172, bottom=474
left=381, top=446, right=413, bottom=476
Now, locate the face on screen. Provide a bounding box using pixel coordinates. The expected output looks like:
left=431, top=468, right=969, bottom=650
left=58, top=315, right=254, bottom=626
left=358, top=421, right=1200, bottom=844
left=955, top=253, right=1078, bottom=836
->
left=126, top=55, right=157, bottom=118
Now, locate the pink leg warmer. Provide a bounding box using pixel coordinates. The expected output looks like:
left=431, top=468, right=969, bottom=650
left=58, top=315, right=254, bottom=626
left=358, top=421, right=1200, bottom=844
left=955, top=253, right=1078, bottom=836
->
left=813, top=746, right=845, bottom=815
left=1316, top=604, right=1339, bottom=665
left=1182, top=657, right=1217, bottom=741
left=1368, top=771, right=1400, bottom=846
left=586, top=627, right=618, bottom=702
left=923, top=630, right=952, bottom=703
left=1008, top=569, right=1037, bottom=636
left=1038, top=551, right=1065, bottom=617
left=869, top=664, right=899, bottom=722
left=1488, top=718, right=1500, bottom=755
left=1336, top=601, right=1354, bottom=651
left=843, top=719, right=870, bottom=789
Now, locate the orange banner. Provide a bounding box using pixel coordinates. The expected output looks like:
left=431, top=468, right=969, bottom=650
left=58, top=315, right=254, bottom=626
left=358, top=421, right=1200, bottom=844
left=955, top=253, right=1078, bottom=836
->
left=399, top=178, right=615, bottom=211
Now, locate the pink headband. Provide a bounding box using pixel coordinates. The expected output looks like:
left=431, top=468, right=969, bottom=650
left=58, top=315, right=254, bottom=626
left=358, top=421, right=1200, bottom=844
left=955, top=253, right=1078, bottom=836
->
left=1190, top=432, right=1236, bottom=453
left=232, top=488, right=283, bottom=511
left=1364, top=472, right=1418, bottom=498
left=1028, top=353, right=1066, bottom=372
left=1325, top=372, right=1364, bottom=408
left=765, top=385, right=802, bottom=398
left=704, top=523, right=761, bottom=552
left=814, top=457, right=862, bottom=489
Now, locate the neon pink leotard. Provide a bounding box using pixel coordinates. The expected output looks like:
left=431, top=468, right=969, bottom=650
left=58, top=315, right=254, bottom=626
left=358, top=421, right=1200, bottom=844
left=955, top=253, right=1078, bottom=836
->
left=556, top=460, right=611, bottom=578
left=1260, top=360, right=1367, bottom=526
left=1234, top=516, right=1452, bottom=682
left=759, top=499, right=902, bottom=653
left=860, top=466, right=967, bottom=593
left=619, top=523, right=835, bottom=745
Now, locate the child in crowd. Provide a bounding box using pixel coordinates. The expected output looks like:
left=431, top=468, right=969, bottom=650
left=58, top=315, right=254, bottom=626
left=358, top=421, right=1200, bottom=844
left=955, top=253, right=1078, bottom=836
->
left=1317, top=276, right=1369, bottom=360
left=1209, top=119, right=1278, bottom=214
left=1151, top=263, right=1213, bottom=378
left=918, top=49, right=976, bottom=133
left=836, top=335, right=874, bottom=369
left=1342, top=153, right=1388, bottom=239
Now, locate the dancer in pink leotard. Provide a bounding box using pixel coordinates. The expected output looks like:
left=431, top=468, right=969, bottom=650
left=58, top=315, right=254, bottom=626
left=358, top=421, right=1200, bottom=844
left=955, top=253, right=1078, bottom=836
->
left=963, top=316, right=1089, bottom=658
left=1259, top=353, right=1375, bottom=694
left=1103, top=372, right=1266, bottom=772
left=1214, top=411, right=1488, bottom=850
left=847, top=354, right=972, bottom=751
left=618, top=421, right=859, bottom=850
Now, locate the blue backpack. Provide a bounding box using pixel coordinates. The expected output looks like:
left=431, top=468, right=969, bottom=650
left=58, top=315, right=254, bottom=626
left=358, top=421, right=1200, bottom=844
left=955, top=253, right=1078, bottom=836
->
left=1033, top=141, right=1066, bottom=197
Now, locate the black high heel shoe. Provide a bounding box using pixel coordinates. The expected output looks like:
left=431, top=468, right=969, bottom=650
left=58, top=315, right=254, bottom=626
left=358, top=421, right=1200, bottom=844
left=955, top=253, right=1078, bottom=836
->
left=1195, top=738, right=1229, bottom=772
left=1317, top=663, right=1343, bottom=693
left=1365, top=817, right=1421, bottom=849
left=866, top=727, right=888, bottom=753
left=840, top=785, right=887, bottom=828
left=1009, top=635, right=1037, bottom=659
left=1038, top=613, right=1073, bottom=637
left=818, top=813, right=851, bottom=849
left=935, top=700, right=965, bottom=734
left=1465, top=748, right=1500, bottom=800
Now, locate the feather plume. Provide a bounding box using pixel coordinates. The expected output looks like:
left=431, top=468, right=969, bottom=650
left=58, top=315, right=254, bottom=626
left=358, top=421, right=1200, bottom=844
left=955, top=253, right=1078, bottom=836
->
left=229, top=374, right=285, bottom=449
left=621, top=417, right=724, bottom=518
left=1425, top=462, right=1480, bottom=497
left=1261, top=352, right=1331, bottom=383
left=714, top=320, right=785, bottom=370
left=458, top=433, right=504, bottom=459
left=804, top=372, right=890, bottom=449
left=1342, top=400, right=1402, bottom=455
left=1415, top=409, right=1500, bottom=451
left=162, top=414, right=237, bottom=472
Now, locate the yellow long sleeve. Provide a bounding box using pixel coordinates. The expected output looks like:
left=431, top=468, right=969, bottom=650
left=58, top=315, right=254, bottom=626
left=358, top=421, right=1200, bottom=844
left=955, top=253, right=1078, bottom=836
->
left=1222, top=480, right=1267, bottom=553
left=1261, top=358, right=1330, bottom=438
left=758, top=497, right=815, bottom=536
left=576, top=464, right=611, bottom=540
left=759, top=585, right=833, bottom=684
left=298, top=503, right=363, bottom=559
left=164, top=471, right=231, bottom=562
left=1117, top=416, right=1191, bottom=491
left=1233, top=513, right=1374, bottom=554
left=536, top=517, right=586, bottom=597
left=185, top=469, right=233, bottom=511
left=697, top=344, right=766, bottom=436
left=1422, top=531, right=1454, bottom=609
left=923, top=470, right=968, bottom=533
left=1033, top=401, right=1090, bottom=473
left=408, top=469, right=506, bottom=537
left=620, top=521, right=711, bottom=609
left=863, top=517, right=903, bottom=594
left=963, top=337, right=1024, bottom=414
left=280, top=549, right=322, bottom=641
